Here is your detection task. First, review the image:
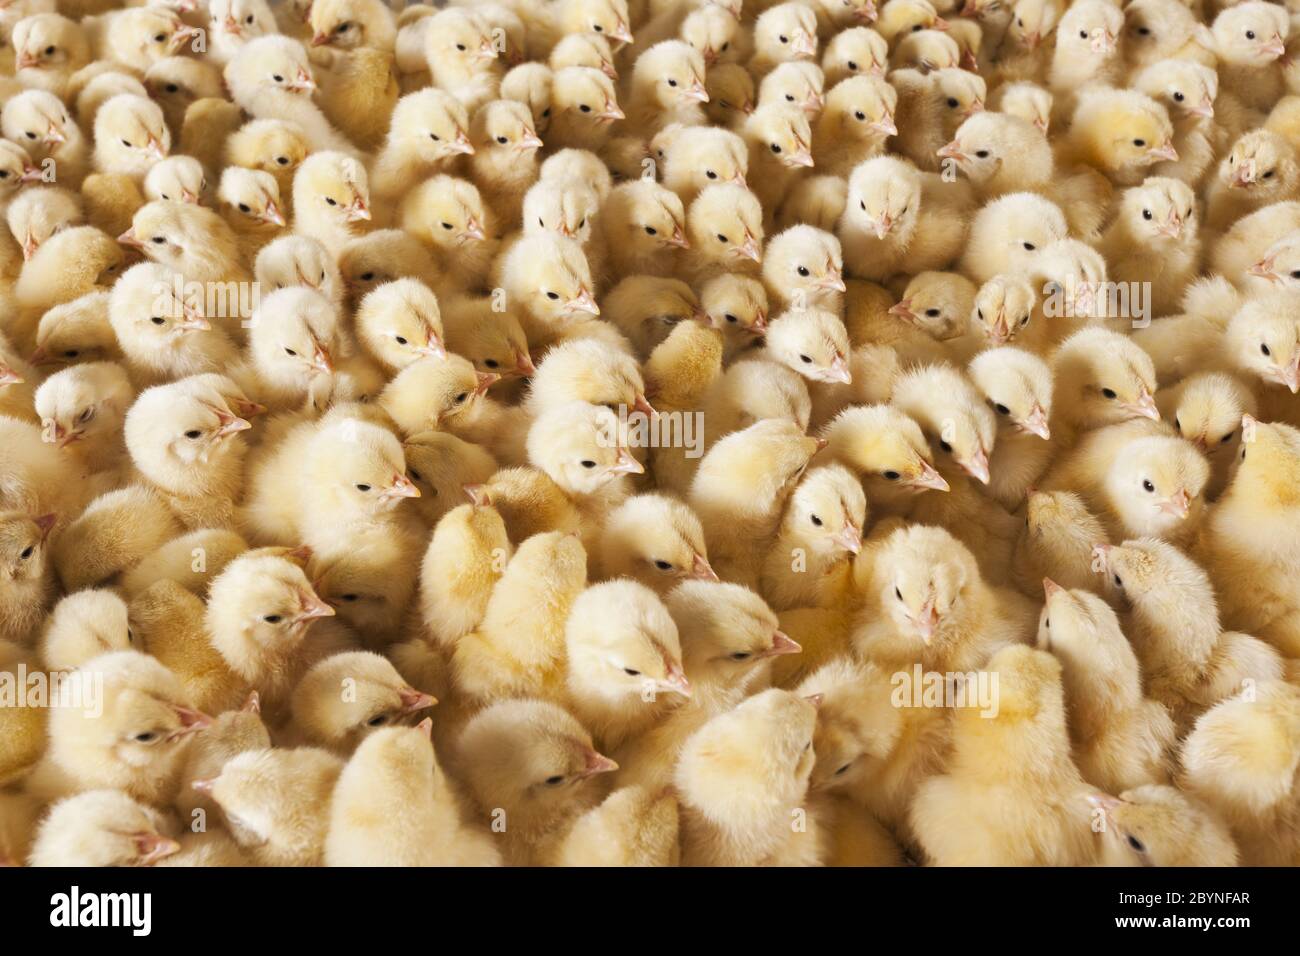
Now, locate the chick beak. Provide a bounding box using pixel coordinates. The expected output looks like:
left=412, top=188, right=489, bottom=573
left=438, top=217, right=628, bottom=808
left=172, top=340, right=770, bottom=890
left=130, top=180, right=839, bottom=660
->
left=599, top=101, right=625, bottom=122
left=453, top=129, right=475, bottom=155
left=1149, top=142, right=1179, bottom=163
left=855, top=1, right=877, bottom=22
left=42, top=125, right=65, bottom=147
left=398, top=686, right=437, bottom=713
left=1020, top=403, right=1051, bottom=440
left=1280, top=351, right=1300, bottom=393
left=223, top=14, right=242, bottom=36
left=738, top=232, right=763, bottom=263
left=960, top=0, right=979, bottom=16
left=792, top=31, right=817, bottom=58
left=28, top=347, right=50, bottom=367
left=888, top=297, right=917, bottom=322
left=0, top=364, right=23, bottom=387
left=964, top=99, right=984, bottom=118
left=311, top=32, right=332, bottom=47
left=311, top=343, right=334, bottom=374
left=633, top=392, right=658, bottom=419
left=871, top=113, right=899, bottom=136
left=872, top=213, right=894, bottom=240
left=117, top=228, right=144, bottom=249
left=802, top=91, right=824, bottom=114
left=518, top=129, right=544, bottom=152
left=1190, top=97, right=1215, bottom=119
left=749, top=309, right=768, bottom=335
left=345, top=198, right=370, bottom=222
left=691, top=552, right=720, bottom=581
left=170, top=26, right=200, bottom=53
left=1126, top=388, right=1161, bottom=421
left=295, top=592, right=336, bottom=624
left=261, top=200, right=286, bottom=227
left=933, top=16, right=951, bottom=31
left=961, top=49, right=979, bottom=71
left=291, top=69, right=317, bottom=93
left=914, top=600, right=940, bottom=644
left=217, top=413, right=252, bottom=438
left=660, top=667, right=692, bottom=698
left=134, top=833, right=182, bottom=866
left=835, top=521, right=863, bottom=555
left=177, top=308, right=211, bottom=332
left=1034, top=116, right=1050, bottom=135
left=1022, top=30, right=1041, bottom=49
left=1249, top=255, right=1280, bottom=282
left=19, top=164, right=44, bottom=183
left=477, top=37, right=499, bottom=60
left=666, top=225, right=690, bottom=249
left=461, top=216, right=486, bottom=242
left=819, top=269, right=847, bottom=293
left=58, top=426, right=83, bottom=449
left=962, top=446, right=991, bottom=485
left=475, top=370, right=500, bottom=395
left=601, top=60, right=619, bottom=81
left=579, top=751, right=620, bottom=778
left=34, top=513, right=57, bottom=539
left=146, top=136, right=168, bottom=162
left=417, top=333, right=447, bottom=360
left=462, top=482, right=494, bottom=508
left=513, top=349, right=537, bottom=376
left=21, top=232, right=38, bottom=261
left=686, top=81, right=710, bottom=104
left=989, top=312, right=1012, bottom=344
left=610, top=447, right=645, bottom=476
left=909, top=459, right=950, bottom=492
left=568, top=288, right=601, bottom=315
left=1191, top=432, right=1209, bottom=452
left=610, top=21, right=634, bottom=45
left=703, top=47, right=718, bottom=66
left=1042, top=577, right=1064, bottom=599
left=1264, top=34, right=1287, bottom=60
left=1231, top=165, right=1254, bottom=188
left=16, top=52, right=40, bottom=70
left=828, top=353, right=852, bottom=384
left=1156, top=211, right=1182, bottom=239
left=761, top=630, right=803, bottom=658
left=1158, top=488, right=1191, bottom=519
left=788, top=147, right=815, bottom=168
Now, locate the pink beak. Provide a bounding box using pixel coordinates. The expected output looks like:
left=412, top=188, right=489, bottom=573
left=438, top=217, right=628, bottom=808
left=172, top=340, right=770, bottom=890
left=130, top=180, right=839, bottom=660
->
left=296, top=593, right=337, bottom=624
left=0, top=364, right=23, bottom=386
left=453, top=130, right=475, bottom=155
left=691, top=552, right=720, bottom=581
left=117, top=228, right=145, bottom=249
left=385, top=473, right=422, bottom=500
left=913, top=600, right=940, bottom=644
left=20, top=164, right=45, bottom=183
left=908, top=459, right=950, bottom=492
left=1249, top=256, right=1280, bottom=282
left=16, top=52, right=40, bottom=70
left=345, top=198, right=370, bottom=222
left=1020, top=404, right=1051, bottom=440
left=962, top=446, right=991, bottom=485
left=311, top=32, right=331, bottom=47
left=1125, top=388, right=1161, bottom=421
left=580, top=751, right=620, bottom=777
left=871, top=114, right=899, bottom=136
left=633, top=393, right=658, bottom=419
left=398, top=686, right=437, bottom=712
left=835, top=522, right=862, bottom=554
left=888, top=297, right=917, bottom=322
left=475, top=370, right=501, bottom=394
left=1042, top=577, right=1064, bottom=599
left=1158, top=488, right=1191, bottom=519
left=514, top=349, right=537, bottom=376
left=610, top=447, right=645, bottom=476
left=738, top=234, right=763, bottom=263
left=760, top=630, right=803, bottom=658
left=1149, top=143, right=1179, bottom=162
left=827, top=354, right=852, bottom=384
left=463, top=483, right=492, bottom=507
left=568, top=288, right=600, bottom=316
left=262, top=201, right=286, bottom=226
left=134, top=832, right=181, bottom=865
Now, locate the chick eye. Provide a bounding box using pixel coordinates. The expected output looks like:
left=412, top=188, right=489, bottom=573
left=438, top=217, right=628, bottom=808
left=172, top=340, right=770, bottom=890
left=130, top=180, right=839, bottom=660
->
left=263, top=614, right=282, bottom=623
left=623, top=667, right=641, bottom=676
left=122, top=139, right=132, bottom=148
left=246, top=14, right=254, bottom=23
left=1133, top=139, right=1145, bottom=147
left=925, top=308, right=940, bottom=317
left=409, top=468, right=423, bottom=482
left=1101, top=387, right=1117, bottom=399
left=579, top=104, right=592, bottom=113
left=1113, top=574, right=1123, bottom=587
left=799, top=354, right=813, bottom=363
left=360, top=272, right=375, bottom=281
left=946, top=97, right=959, bottom=108
left=1173, top=91, right=1185, bottom=102
left=779, top=34, right=789, bottom=43
left=716, top=233, right=728, bottom=243
left=771, top=143, right=782, bottom=153
left=154, top=33, right=166, bottom=42
left=797, top=265, right=810, bottom=277
left=238, top=203, right=251, bottom=213
left=19, top=546, right=34, bottom=560
left=284, top=347, right=297, bottom=356
left=653, top=559, right=673, bottom=570
left=847, top=60, right=858, bottom=70
left=1079, top=31, right=1087, bottom=38
left=134, top=731, right=158, bottom=743
left=724, top=313, right=738, bottom=323
left=1220, top=431, right=1234, bottom=444
left=78, top=407, right=94, bottom=423
left=1142, top=479, right=1155, bottom=492
left=454, top=392, right=468, bottom=403
left=835, top=763, right=852, bottom=776
left=883, top=470, right=900, bottom=480
left=151, top=316, right=166, bottom=325
left=184, top=429, right=201, bottom=439
left=276, top=156, right=289, bottom=165
left=496, top=136, right=508, bottom=144
left=894, top=586, right=903, bottom=600
left=456, top=44, right=466, bottom=51
left=484, top=358, right=499, bottom=368
left=546, top=291, right=560, bottom=300
left=1022, top=241, right=1035, bottom=251
left=729, top=651, right=752, bottom=661
left=544, top=775, right=565, bottom=785
left=325, top=197, right=337, bottom=206
left=1137, top=26, right=1150, bottom=35
left=580, top=459, right=596, bottom=468
left=1126, top=834, right=1146, bottom=853
left=1142, top=209, right=1152, bottom=220
left=1246, top=30, right=1256, bottom=40
left=939, top=440, right=953, bottom=453
left=356, top=483, right=371, bottom=491
left=25, top=132, right=35, bottom=140
left=273, top=74, right=284, bottom=82
left=1261, top=343, right=1271, bottom=356
left=810, top=514, right=823, bottom=526
left=786, top=94, right=795, bottom=101
left=644, top=226, right=657, bottom=235
left=975, top=150, right=989, bottom=158
left=336, top=22, right=351, bottom=32
left=994, top=403, right=1010, bottom=415
left=152, top=236, right=165, bottom=245
left=1264, top=170, right=1275, bottom=179
left=394, top=335, right=408, bottom=345
left=669, top=79, right=678, bottom=87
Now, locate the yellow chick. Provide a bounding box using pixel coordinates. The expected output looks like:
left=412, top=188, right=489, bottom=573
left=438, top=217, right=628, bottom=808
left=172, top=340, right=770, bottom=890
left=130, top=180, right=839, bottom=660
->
left=658, top=124, right=748, bottom=206
left=29, top=790, right=180, bottom=867
left=1099, top=176, right=1199, bottom=318
left=120, top=526, right=250, bottom=599
left=422, top=7, right=502, bottom=113
left=893, top=362, right=997, bottom=485
left=890, top=66, right=985, bottom=172
left=682, top=181, right=765, bottom=284
left=627, top=40, right=709, bottom=135
left=291, top=150, right=371, bottom=257
left=495, top=232, right=598, bottom=345
left=91, top=93, right=170, bottom=184
left=699, top=273, right=769, bottom=360
left=554, top=784, right=680, bottom=867
left=703, top=62, right=756, bottom=129
left=1089, top=786, right=1239, bottom=867
left=216, top=166, right=286, bottom=258
left=29, top=291, right=122, bottom=372
left=352, top=276, right=445, bottom=373
left=396, top=174, right=498, bottom=293
left=6, top=185, right=82, bottom=262
left=468, top=98, right=543, bottom=228
left=1206, top=129, right=1300, bottom=232
left=1209, top=0, right=1289, bottom=112
left=820, top=403, right=948, bottom=514
left=742, top=102, right=815, bottom=219
left=11, top=12, right=89, bottom=98
left=812, top=74, right=896, bottom=177
left=0, top=510, right=56, bottom=644
left=224, top=118, right=312, bottom=212
left=750, top=2, right=821, bottom=76
left=419, top=497, right=510, bottom=650
left=119, top=200, right=248, bottom=294
left=822, top=25, right=890, bottom=85
left=288, top=650, right=434, bottom=754
left=1132, top=58, right=1226, bottom=187
left=368, top=88, right=471, bottom=211
left=602, top=276, right=699, bottom=357
left=1, top=89, right=88, bottom=189
left=599, top=178, right=689, bottom=281
left=0, top=332, right=38, bottom=423
left=547, top=65, right=624, bottom=152
left=1038, top=579, right=1176, bottom=793
left=968, top=346, right=1054, bottom=509
left=33, top=359, right=134, bottom=479
left=174, top=689, right=268, bottom=819
left=143, top=155, right=206, bottom=207
left=401, top=428, right=498, bottom=525
left=206, top=0, right=279, bottom=66
left=1050, top=327, right=1160, bottom=441
left=757, top=60, right=825, bottom=119
left=959, top=191, right=1067, bottom=284
left=890, top=269, right=974, bottom=343
left=1062, top=87, right=1179, bottom=187
left=762, top=223, right=846, bottom=316
left=308, top=0, right=396, bottom=52
left=596, top=492, right=716, bottom=592
left=760, top=464, right=866, bottom=610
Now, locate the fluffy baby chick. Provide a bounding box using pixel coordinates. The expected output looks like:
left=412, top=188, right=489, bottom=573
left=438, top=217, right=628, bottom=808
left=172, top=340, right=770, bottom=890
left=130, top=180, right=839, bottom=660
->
left=682, top=182, right=764, bottom=284
left=822, top=25, right=889, bottom=85
left=224, top=35, right=359, bottom=156
left=910, top=645, right=1097, bottom=866
left=603, top=276, right=699, bottom=357
left=596, top=492, right=716, bottom=592
left=419, top=498, right=510, bottom=650
left=627, top=40, right=709, bottom=135
left=547, top=66, right=623, bottom=152
left=206, top=0, right=278, bottom=65
left=11, top=13, right=89, bottom=98
left=1090, top=785, right=1239, bottom=867
left=889, top=66, right=985, bottom=172
left=101, top=6, right=200, bottom=72
left=750, top=2, right=820, bottom=75
left=440, top=294, right=533, bottom=381
left=120, top=201, right=247, bottom=296
left=763, top=308, right=851, bottom=391
left=400, top=429, right=498, bottom=526
left=676, top=688, right=819, bottom=866
left=456, top=698, right=616, bottom=865
left=523, top=336, right=648, bottom=418
left=0, top=333, right=38, bottom=424
left=396, top=174, right=496, bottom=292
left=29, top=291, right=122, bottom=372
left=1160, top=372, right=1256, bottom=499
left=289, top=650, right=434, bottom=754
left=1, top=89, right=88, bottom=189
left=31, top=650, right=210, bottom=805
left=742, top=103, right=815, bottom=219
left=422, top=7, right=502, bottom=114
left=225, top=118, right=311, bottom=210
left=1038, top=580, right=1175, bottom=793
left=760, top=464, right=866, bottom=610
left=820, top=403, right=948, bottom=515
left=689, top=417, right=823, bottom=584
left=29, top=790, right=180, bottom=867
left=659, top=124, right=748, bottom=206
left=308, top=0, right=395, bottom=52
left=216, top=166, right=285, bottom=258
left=839, top=155, right=969, bottom=283
left=1062, top=87, right=1179, bottom=187
left=555, top=784, right=680, bottom=867
left=1209, top=1, right=1289, bottom=113
left=144, top=57, right=228, bottom=138
left=291, top=150, right=371, bottom=257
left=894, top=27, right=959, bottom=72
left=1099, top=177, right=1198, bottom=318
left=699, top=273, right=768, bottom=360
left=757, top=60, right=825, bottom=119
left=143, top=156, right=205, bottom=208
left=811, top=74, right=896, bottom=177
left=703, top=62, right=756, bottom=128
left=368, top=88, right=471, bottom=211
left=468, top=98, right=543, bottom=228
left=1050, top=327, right=1160, bottom=441
left=34, top=360, right=133, bottom=479
left=326, top=721, right=500, bottom=866
left=762, top=224, right=845, bottom=317
left=0, top=510, right=56, bottom=644
left=1047, top=0, right=1123, bottom=107
left=452, top=530, right=588, bottom=704
left=337, top=228, right=441, bottom=310
left=120, top=526, right=250, bottom=599
left=889, top=270, right=974, bottom=345
left=959, top=192, right=1067, bottom=286
left=245, top=285, right=347, bottom=412
left=1132, top=58, right=1226, bottom=187
left=893, top=362, right=996, bottom=485
left=968, top=347, right=1053, bottom=509
left=1206, top=130, right=1300, bottom=232
left=92, top=93, right=170, bottom=184
left=378, top=351, right=500, bottom=441
left=565, top=580, right=690, bottom=750
left=495, top=232, right=597, bottom=345
left=6, top=185, right=80, bottom=263
left=352, top=277, right=444, bottom=373
left=254, top=234, right=344, bottom=312
left=197, top=746, right=344, bottom=866
left=599, top=179, right=689, bottom=281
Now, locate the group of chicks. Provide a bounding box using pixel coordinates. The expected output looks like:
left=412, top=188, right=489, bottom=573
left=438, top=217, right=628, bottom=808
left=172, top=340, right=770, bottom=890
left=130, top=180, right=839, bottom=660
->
left=1, top=0, right=1300, bottom=869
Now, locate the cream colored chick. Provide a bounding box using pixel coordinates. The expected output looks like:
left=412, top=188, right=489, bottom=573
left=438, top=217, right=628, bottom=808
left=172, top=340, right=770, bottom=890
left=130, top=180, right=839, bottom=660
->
left=547, top=66, right=623, bottom=152
left=291, top=150, right=371, bottom=257
left=893, top=362, right=997, bottom=485
left=197, top=746, right=344, bottom=866
left=550, top=31, right=617, bottom=78
left=207, top=0, right=278, bottom=66
left=1038, top=580, right=1175, bottom=794
left=603, top=275, right=699, bottom=357
left=565, top=579, right=689, bottom=750
left=456, top=698, right=616, bottom=866
left=0, top=511, right=56, bottom=644
left=761, top=224, right=845, bottom=316
left=855, top=523, right=1028, bottom=672
left=495, top=232, right=598, bottom=345
left=0, top=140, right=42, bottom=217
left=6, top=185, right=80, bottom=261
left=1062, top=87, right=1178, bottom=187
left=555, top=784, right=680, bottom=867
left=757, top=61, right=825, bottom=119
left=289, top=650, right=434, bottom=754
left=440, top=294, right=534, bottom=381
left=760, top=464, right=866, bottom=610
left=968, top=347, right=1053, bottom=508
left=840, top=155, right=969, bottom=282
left=254, top=234, right=344, bottom=310
left=217, top=166, right=286, bottom=257
left=120, top=200, right=247, bottom=290
left=108, top=263, right=239, bottom=384
left=811, top=74, right=896, bottom=177
left=396, top=174, right=496, bottom=292
left=627, top=40, right=709, bottom=135
left=894, top=28, right=959, bottom=72
left=750, top=2, right=820, bottom=76
left=1090, top=786, right=1239, bottom=868
left=145, top=57, right=228, bottom=137
left=1206, top=130, right=1300, bottom=232
left=1099, top=177, right=1198, bottom=318
left=120, top=525, right=251, bottom=600
left=31, top=649, right=210, bottom=805
left=1132, top=59, right=1224, bottom=187
left=37, top=590, right=129, bottom=673
left=1122, top=0, right=1207, bottom=72
left=599, top=179, right=688, bottom=281
left=677, top=688, right=819, bottom=866
left=700, top=273, right=769, bottom=360
left=1050, top=327, right=1160, bottom=441
left=889, top=66, right=985, bottom=172
left=1180, top=680, right=1300, bottom=866
left=92, top=94, right=170, bottom=184
left=820, top=403, right=948, bottom=513
left=224, top=118, right=311, bottom=208
left=353, top=277, right=444, bottom=372
left=519, top=176, right=602, bottom=273
left=418, top=497, right=510, bottom=649
left=682, top=182, right=765, bottom=283
left=143, top=156, right=206, bottom=207
left=378, top=352, right=500, bottom=440
left=679, top=2, right=741, bottom=67
left=1245, top=229, right=1300, bottom=295
left=822, top=25, right=889, bottom=85
left=703, top=62, right=756, bottom=129
left=224, top=35, right=359, bottom=156
left=337, top=228, right=441, bottom=311
left=890, top=269, right=974, bottom=343
left=11, top=13, right=89, bottom=98
left=1011, top=490, right=1115, bottom=603
left=959, top=192, right=1067, bottom=285
left=422, top=7, right=501, bottom=114
left=876, top=0, right=947, bottom=47
left=102, top=6, right=200, bottom=72
left=596, top=492, right=716, bottom=592
left=1, top=89, right=89, bottom=188
left=245, top=285, right=346, bottom=412
left=1161, top=372, right=1255, bottom=499
left=742, top=103, right=815, bottom=218
left=763, top=307, right=852, bottom=387
left=910, top=645, right=1096, bottom=866
left=500, top=61, right=554, bottom=133
left=399, top=430, right=496, bottom=527
left=1047, top=0, right=1123, bottom=109
left=309, top=0, right=395, bottom=51
left=1210, top=1, right=1289, bottom=113
left=1100, top=538, right=1284, bottom=728
left=1223, top=292, right=1300, bottom=403
left=468, top=98, right=542, bottom=228
left=523, top=336, right=649, bottom=418
left=368, top=89, right=471, bottom=211
left=30, top=790, right=180, bottom=867
left=34, top=360, right=133, bottom=478
left=659, top=124, right=748, bottom=206
left=326, top=721, right=499, bottom=866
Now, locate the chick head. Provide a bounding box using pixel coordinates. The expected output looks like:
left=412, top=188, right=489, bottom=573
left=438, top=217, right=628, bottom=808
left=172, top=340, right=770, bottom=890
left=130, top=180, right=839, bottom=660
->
left=522, top=177, right=600, bottom=243
left=290, top=650, right=434, bottom=750
left=687, top=182, right=764, bottom=265
left=828, top=74, right=898, bottom=142
left=1222, top=130, right=1298, bottom=200
left=552, top=66, right=624, bottom=126
left=254, top=236, right=343, bottom=310
left=1103, top=435, right=1209, bottom=537
left=1133, top=58, right=1218, bottom=124
left=119, top=201, right=224, bottom=273
left=145, top=155, right=206, bottom=206
left=207, top=552, right=335, bottom=657
left=635, top=40, right=708, bottom=110
left=1119, top=175, right=1196, bottom=245
left=249, top=286, right=342, bottom=386
left=305, top=415, right=420, bottom=514
left=967, top=644, right=1062, bottom=730
left=892, top=270, right=975, bottom=341
left=31, top=292, right=117, bottom=368
left=755, top=2, right=820, bottom=62
left=1071, top=88, right=1177, bottom=173
left=550, top=32, right=617, bottom=79
left=992, top=81, right=1053, bottom=134
left=425, top=8, right=497, bottom=69
left=847, top=155, right=921, bottom=240
left=1164, top=372, right=1253, bottom=461
left=40, top=589, right=133, bottom=672
left=894, top=363, right=997, bottom=482
left=676, top=688, right=818, bottom=820
left=599, top=493, right=716, bottom=591
left=1248, top=230, right=1300, bottom=292
left=783, top=464, right=867, bottom=555
left=940, top=111, right=1044, bottom=187
left=527, top=401, right=643, bottom=495
left=610, top=179, right=689, bottom=254
left=94, top=93, right=170, bottom=170
left=216, top=167, right=282, bottom=231
left=1037, top=579, right=1132, bottom=681
left=759, top=61, right=826, bottom=117
left=1054, top=327, right=1160, bottom=426
left=308, top=0, right=395, bottom=51
left=209, top=0, right=277, bottom=45
left=225, top=118, right=310, bottom=180
left=968, top=192, right=1068, bottom=281
left=0, top=140, right=40, bottom=205
left=447, top=302, right=533, bottom=380
left=501, top=62, right=555, bottom=134
left=823, top=26, right=890, bottom=83
left=1024, top=489, right=1108, bottom=560
left=354, top=278, right=444, bottom=370
left=667, top=580, right=798, bottom=685
left=108, top=261, right=211, bottom=349
left=682, top=3, right=739, bottom=66
left=798, top=657, right=901, bottom=791
left=1226, top=292, right=1300, bottom=393
left=895, top=28, right=960, bottom=71
left=143, top=56, right=226, bottom=120
left=474, top=98, right=542, bottom=159
left=701, top=273, right=769, bottom=339
left=124, top=380, right=251, bottom=487
left=199, top=747, right=343, bottom=854
left=293, top=150, right=371, bottom=225
left=13, top=12, right=86, bottom=72
left=401, top=430, right=497, bottom=524
left=527, top=337, right=649, bottom=416
left=1211, top=1, right=1288, bottom=67
left=878, top=524, right=980, bottom=645
left=310, top=554, right=411, bottom=639
left=31, top=790, right=179, bottom=867
left=1225, top=415, right=1300, bottom=507
left=1089, top=785, right=1239, bottom=867
left=0, top=510, right=55, bottom=585
left=703, top=63, right=755, bottom=125
left=1097, top=537, right=1191, bottom=604
left=1032, top=237, right=1109, bottom=320
left=566, top=580, right=690, bottom=701
left=746, top=103, right=815, bottom=169
left=403, top=174, right=491, bottom=253
left=457, top=698, right=616, bottom=819
left=766, top=308, right=852, bottom=385
left=765, top=224, right=845, bottom=302
left=225, top=35, right=317, bottom=97
left=34, top=361, right=133, bottom=451
left=822, top=404, right=948, bottom=493
left=109, top=7, right=200, bottom=67
left=338, top=230, right=439, bottom=307
left=662, top=125, right=748, bottom=194
left=5, top=186, right=80, bottom=261
left=381, top=353, right=494, bottom=432
left=502, top=233, right=597, bottom=325
left=389, top=88, right=472, bottom=162
left=1056, top=0, right=1122, bottom=61
left=1, top=90, right=75, bottom=162
left=1006, top=0, right=1060, bottom=49
left=969, top=346, right=1053, bottom=440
